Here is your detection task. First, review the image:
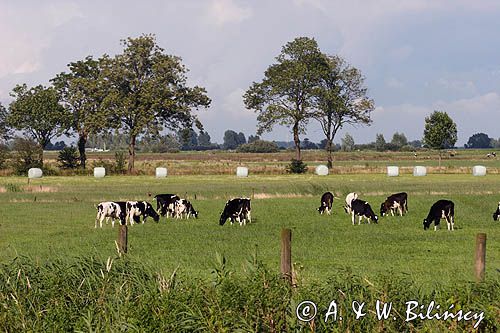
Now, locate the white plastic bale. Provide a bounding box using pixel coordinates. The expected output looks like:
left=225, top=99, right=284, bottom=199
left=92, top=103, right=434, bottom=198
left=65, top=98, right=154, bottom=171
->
left=413, top=166, right=427, bottom=176
left=28, top=168, right=43, bottom=179
left=472, top=165, right=486, bottom=176
left=156, top=167, right=167, bottom=178
left=236, top=166, right=248, bottom=177
left=94, top=167, right=106, bottom=178
left=387, top=166, right=399, bottom=177
left=315, top=165, right=329, bottom=176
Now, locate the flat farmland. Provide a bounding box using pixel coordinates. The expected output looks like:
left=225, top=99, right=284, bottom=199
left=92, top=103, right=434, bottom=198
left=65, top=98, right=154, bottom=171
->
left=1, top=174, right=499, bottom=289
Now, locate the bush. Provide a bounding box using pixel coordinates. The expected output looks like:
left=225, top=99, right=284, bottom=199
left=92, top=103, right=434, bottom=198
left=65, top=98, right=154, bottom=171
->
left=237, top=140, right=279, bottom=153
left=286, top=159, right=308, bottom=174
left=11, top=138, right=42, bottom=175
left=114, top=151, right=126, bottom=174
left=57, top=146, right=79, bottom=169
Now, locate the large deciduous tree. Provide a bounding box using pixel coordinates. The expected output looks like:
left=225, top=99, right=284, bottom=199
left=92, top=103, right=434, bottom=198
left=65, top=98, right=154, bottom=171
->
left=243, top=37, right=325, bottom=160
left=102, top=34, right=211, bottom=172
left=313, top=55, right=374, bottom=168
left=423, top=110, right=457, bottom=166
left=51, top=56, right=107, bottom=169
left=8, top=84, right=71, bottom=165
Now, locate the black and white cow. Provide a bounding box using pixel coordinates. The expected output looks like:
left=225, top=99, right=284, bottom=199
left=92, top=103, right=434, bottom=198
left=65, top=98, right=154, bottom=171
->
left=380, top=192, right=408, bottom=217
left=343, top=192, right=358, bottom=214
left=423, top=200, right=455, bottom=231
left=351, top=199, right=378, bottom=225
left=492, top=202, right=500, bottom=221
left=318, top=192, right=334, bottom=215
left=126, top=201, right=160, bottom=225
left=174, top=199, right=199, bottom=219
left=154, top=194, right=180, bottom=218
left=95, top=201, right=126, bottom=228
left=219, top=198, right=251, bottom=226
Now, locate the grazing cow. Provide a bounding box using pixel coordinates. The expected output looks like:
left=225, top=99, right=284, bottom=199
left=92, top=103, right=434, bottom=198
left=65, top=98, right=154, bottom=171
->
left=351, top=199, right=378, bottom=225
left=95, top=201, right=126, bottom=228
left=423, top=200, right=455, bottom=231
left=343, top=192, right=359, bottom=214
left=380, top=192, right=408, bottom=217
left=126, top=201, right=160, bottom=225
left=174, top=199, right=199, bottom=219
left=219, top=198, right=251, bottom=226
left=154, top=194, right=180, bottom=218
left=493, top=202, right=500, bottom=221
left=318, top=192, right=334, bottom=215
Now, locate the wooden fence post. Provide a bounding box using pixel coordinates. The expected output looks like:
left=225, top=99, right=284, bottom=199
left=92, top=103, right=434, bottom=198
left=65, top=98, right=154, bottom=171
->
left=118, top=225, right=128, bottom=254
left=475, top=233, right=486, bottom=282
left=281, top=228, right=292, bottom=283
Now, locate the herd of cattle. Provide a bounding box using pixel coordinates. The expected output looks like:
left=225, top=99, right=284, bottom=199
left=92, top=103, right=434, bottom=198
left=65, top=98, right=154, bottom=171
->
left=95, top=194, right=251, bottom=228
left=95, top=191, right=500, bottom=231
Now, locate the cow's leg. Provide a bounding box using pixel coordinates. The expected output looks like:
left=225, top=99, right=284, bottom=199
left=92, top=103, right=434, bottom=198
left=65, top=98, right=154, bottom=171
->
left=99, top=214, right=107, bottom=228
left=358, top=215, right=362, bottom=225
left=95, top=213, right=100, bottom=228
left=111, top=217, right=115, bottom=228
left=451, top=215, right=454, bottom=230
left=351, top=212, right=355, bottom=225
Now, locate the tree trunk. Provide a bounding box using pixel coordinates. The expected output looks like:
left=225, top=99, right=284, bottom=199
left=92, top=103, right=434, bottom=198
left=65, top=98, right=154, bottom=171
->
left=326, top=138, right=333, bottom=168
left=128, top=135, right=136, bottom=173
left=438, top=150, right=442, bottom=169
left=38, top=149, right=44, bottom=167
left=78, top=134, right=87, bottom=169
left=292, top=122, right=301, bottom=161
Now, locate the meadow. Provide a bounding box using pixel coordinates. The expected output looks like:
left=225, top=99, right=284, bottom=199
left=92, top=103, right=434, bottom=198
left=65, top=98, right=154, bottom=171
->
left=1, top=173, right=499, bottom=287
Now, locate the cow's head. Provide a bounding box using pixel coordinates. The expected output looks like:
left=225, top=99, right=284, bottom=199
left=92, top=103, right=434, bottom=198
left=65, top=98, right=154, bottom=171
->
left=219, top=211, right=228, bottom=225
left=146, top=203, right=160, bottom=222
left=380, top=203, right=388, bottom=217
left=318, top=205, right=326, bottom=214
left=343, top=204, right=350, bottom=214
left=493, top=211, right=500, bottom=221
left=423, top=219, right=431, bottom=230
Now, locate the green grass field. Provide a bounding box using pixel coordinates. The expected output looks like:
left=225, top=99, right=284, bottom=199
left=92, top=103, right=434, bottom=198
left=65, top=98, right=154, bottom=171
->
left=1, top=174, right=499, bottom=290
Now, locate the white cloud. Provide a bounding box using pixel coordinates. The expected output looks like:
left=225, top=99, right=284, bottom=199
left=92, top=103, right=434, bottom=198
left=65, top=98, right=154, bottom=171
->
left=385, top=77, right=404, bottom=88
left=207, top=0, right=253, bottom=26
left=436, top=78, right=477, bottom=95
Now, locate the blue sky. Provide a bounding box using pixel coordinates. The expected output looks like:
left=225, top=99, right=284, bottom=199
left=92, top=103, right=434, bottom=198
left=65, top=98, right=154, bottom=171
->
left=1, top=0, right=499, bottom=145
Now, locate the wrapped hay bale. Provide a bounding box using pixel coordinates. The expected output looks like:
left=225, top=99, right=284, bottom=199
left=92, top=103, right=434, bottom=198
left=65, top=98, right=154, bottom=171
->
left=236, top=166, right=248, bottom=177
left=472, top=165, right=486, bottom=176
left=156, top=167, right=167, bottom=178
left=387, top=166, right=399, bottom=177
left=315, top=165, right=329, bottom=176
left=94, top=167, right=106, bottom=178
left=28, top=168, right=43, bottom=179
left=413, top=166, right=427, bottom=176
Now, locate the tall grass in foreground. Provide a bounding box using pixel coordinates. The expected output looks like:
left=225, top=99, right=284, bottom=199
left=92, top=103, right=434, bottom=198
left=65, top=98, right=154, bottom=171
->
left=0, top=256, right=498, bottom=332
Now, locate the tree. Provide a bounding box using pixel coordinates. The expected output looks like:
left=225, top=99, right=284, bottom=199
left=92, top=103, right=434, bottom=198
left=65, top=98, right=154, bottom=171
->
left=237, top=132, right=246, bottom=146
left=313, top=54, right=374, bottom=167
left=341, top=133, right=355, bottom=151
left=422, top=111, right=457, bottom=166
left=244, top=37, right=325, bottom=160
left=375, top=133, right=386, bottom=151
left=223, top=130, right=240, bottom=150
left=179, top=128, right=198, bottom=150
left=391, top=132, right=408, bottom=148
left=101, top=34, right=211, bottom=172
left=52, top=56, right=107, bottom=169
left=465, top=133, right=492, bottom=149
left=301, top=138, right=318, bottom=149
left=8, top=84, right=71, bottom=165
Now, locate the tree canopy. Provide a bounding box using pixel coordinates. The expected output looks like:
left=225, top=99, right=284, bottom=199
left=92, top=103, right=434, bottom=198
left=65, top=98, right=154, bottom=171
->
left=8, top=84, right=71, bottom=165
left=244, top=37, right=325, bottom=160
left=101, top=34, right=211, bottom=171
left=465, top=133, right=492, bottom=149
left=51, top=56, right=107, bottom=169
